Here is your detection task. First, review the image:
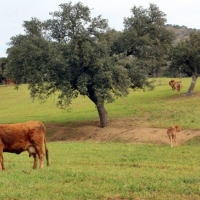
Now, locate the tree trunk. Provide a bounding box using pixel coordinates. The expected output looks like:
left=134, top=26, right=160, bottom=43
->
left=88, top=93, right=108, bottom=128
left=186, top=74, right=198, bottom=96
left=96, top=103, right=108, bottom=128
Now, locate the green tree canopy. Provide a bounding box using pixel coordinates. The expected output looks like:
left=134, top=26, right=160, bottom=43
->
left=6, top=2, right=154, bottom=127
left=112, top=3, right=174, bottom=77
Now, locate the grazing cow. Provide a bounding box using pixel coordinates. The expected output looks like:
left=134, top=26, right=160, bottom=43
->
left=176, top=81, right=182, bottom=94
left=169, top=80, right=182, bottom=94
left=167, top=125, right=181, bottom=147
left=0, top=121, right=49, bottom=170
left=5, top=78, right=16, bottom=86
left=169, top=80, right=177, bottom=90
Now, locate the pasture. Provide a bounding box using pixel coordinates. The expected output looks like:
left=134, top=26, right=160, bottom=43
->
left=1, top=142, right=200, bottom=200
left=1, top=77, right=200, bottom=129
left=1, top=77, right=200, bottom=199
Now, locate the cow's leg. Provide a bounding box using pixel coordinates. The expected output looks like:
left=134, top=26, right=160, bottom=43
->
left=0, top=154, right=2, bottom=170
left=2, top=155, right=5, bottom=170
left=33, top=154, right=38, bottom=169
left=0, top=144, right=4, bottom=170
left=39, top=152, right=44, bottom=169
left=174, top=134, right=177, bottom=146
left=0, top=154, right=5, bottom=170
left=35, top=146, right=44, bottom=169
left=170, top=136, right=173, bottom=147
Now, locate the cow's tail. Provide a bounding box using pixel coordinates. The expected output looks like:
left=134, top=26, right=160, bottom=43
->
left=44, top=137, right=49, bottom=166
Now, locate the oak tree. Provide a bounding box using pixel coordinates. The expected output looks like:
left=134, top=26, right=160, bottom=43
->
left=7, top=2, right=131, bottom=127
left=6, top=2, right=154, bottom=127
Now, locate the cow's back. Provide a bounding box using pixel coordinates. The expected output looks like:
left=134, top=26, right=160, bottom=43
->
left=0, top=121, right=45, bottom=153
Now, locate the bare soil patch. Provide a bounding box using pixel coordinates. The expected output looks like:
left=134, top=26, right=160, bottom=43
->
left=46, top=118, right=200, bottom=146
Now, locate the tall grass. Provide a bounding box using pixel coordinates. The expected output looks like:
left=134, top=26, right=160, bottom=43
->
left=0, top=77, right=200, bottom=129
left=1, top=78, right=200, bottom=199
left=1, top=142, right=200, bottom=200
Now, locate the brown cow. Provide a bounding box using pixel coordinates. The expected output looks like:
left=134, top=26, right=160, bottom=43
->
left=176, top=81, right=182, bottom=94
left=5, top=78, right=10, bottom=85
left=169, top=80, right=182, bottom=94
left=5, top=78, right=16, bottom=86
left=167, top=125, right=181, bottom=147
left=0, top=121, right=49, bottom=170
left=169, top=80, right=177, bottom=90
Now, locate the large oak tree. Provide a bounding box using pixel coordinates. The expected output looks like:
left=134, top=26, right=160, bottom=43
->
left=6, top=2, right=153, bottom=127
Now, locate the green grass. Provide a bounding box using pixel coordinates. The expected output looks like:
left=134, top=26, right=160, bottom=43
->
left=1, top=77, right=200, bottom=129
left=1, top=77, right=200, bottom=199
left=0, top=84, right=98, bottom=124
left=1, top=142, right=200, bottom=200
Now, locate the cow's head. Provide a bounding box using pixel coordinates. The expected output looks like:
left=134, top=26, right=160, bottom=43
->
left=174, top=125, right=181, bottom=132
left=169, top=80, right=177, bottom=90
left=169, top=80, right=175, bottom=86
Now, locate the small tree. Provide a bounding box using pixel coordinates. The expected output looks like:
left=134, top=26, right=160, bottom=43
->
left=112, top=3, right=174, bottom=77
left=171, top=31, right=200, bottom=95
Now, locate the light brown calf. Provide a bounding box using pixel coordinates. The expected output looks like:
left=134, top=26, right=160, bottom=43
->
left=167, top=125, right=181, bottom=147
left=0, top=121, right=49, bottom=170
left=176, top=81, right=182, bottom=94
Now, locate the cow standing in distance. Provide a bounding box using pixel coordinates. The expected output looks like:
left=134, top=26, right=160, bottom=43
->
left=169, top=80, right=182, bottom=94
left=176, top=81, right=182, bottom=94
left=5, top=78, right=16, bottom=86
left=169, top=80, right=177, bottom=90
left=0, top=121, right=49, bottom=170
left=167, top=125, right=181, bottom=147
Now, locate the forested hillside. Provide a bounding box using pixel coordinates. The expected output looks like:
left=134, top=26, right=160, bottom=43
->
left=166, top=24, right=200, bottom=43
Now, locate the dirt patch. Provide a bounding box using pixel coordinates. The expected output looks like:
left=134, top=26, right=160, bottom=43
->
left=45, top=118, right=200, bottom=146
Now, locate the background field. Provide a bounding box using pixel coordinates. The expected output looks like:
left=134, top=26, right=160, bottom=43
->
left=1, top=77, right=200, bottom=129
left=1, top=77, right=200, bottom=200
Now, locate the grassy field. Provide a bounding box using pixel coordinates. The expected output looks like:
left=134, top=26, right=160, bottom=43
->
left=1, top=77, right=200, bottom=199
left=1, top=77, right=200, bottom=129
left=1, top=142, right=200, bottom=200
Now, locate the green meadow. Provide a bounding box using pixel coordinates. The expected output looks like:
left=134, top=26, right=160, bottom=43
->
left=1, top=77, right=200, bottom=129
left=1, top=77, right=200, bottom=200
